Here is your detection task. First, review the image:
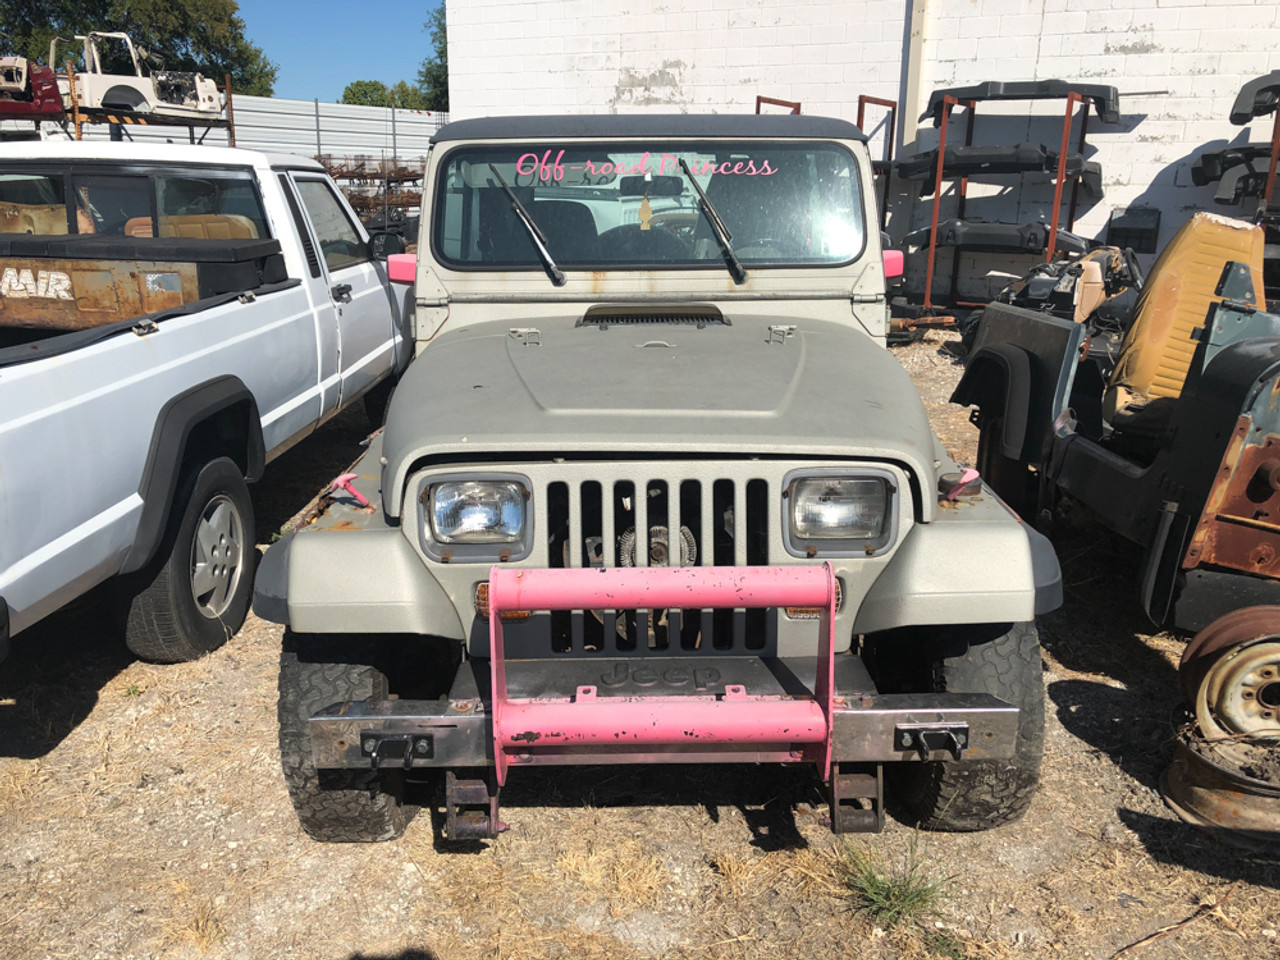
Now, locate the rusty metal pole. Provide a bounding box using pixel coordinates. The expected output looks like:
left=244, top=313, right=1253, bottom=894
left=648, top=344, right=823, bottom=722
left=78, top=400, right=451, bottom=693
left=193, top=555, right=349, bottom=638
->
left=755, top=95, right=802, bottom=115
left=224, top=73, right=236, bottom=147
left=947, top=100, right=977, bottom=306
left=922, top=96, right=957, bottom=311
left=1067, top=101, right=1091, bottom=230
left=65, top=61, right=82, bottom=140
left=858, top=95, right=899, bottom=232
left=1047, top=93, right=1082, bottom=263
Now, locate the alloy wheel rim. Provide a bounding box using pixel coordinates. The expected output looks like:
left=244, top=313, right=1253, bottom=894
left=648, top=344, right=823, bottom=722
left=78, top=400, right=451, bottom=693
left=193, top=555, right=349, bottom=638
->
left=190, top=494, right=245, bottom=620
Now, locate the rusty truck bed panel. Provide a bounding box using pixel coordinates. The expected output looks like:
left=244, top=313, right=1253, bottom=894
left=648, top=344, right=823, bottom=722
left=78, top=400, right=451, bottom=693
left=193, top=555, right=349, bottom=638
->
left=0, top=235, right=285, bottom=332
left=0, top=257, right=199, bottom=330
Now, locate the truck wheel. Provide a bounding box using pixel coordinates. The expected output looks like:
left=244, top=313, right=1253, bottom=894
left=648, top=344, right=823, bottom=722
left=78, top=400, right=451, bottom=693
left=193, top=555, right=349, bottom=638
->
left=889, top=621, right=1045, bottom=830
left=123, top=457, right=254, bottom=663
left=277, top=634, right=415, bottom=842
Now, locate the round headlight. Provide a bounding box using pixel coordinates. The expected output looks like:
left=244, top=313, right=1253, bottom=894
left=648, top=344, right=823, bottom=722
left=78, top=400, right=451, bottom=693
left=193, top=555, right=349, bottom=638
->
left=790, top=477, right=887, bottom=540
left=430, top=480, right=526, bottom=543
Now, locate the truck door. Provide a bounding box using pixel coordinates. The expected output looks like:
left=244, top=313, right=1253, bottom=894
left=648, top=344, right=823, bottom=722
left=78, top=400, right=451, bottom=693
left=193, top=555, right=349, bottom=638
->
left=287, top=174, right=399, bottom=411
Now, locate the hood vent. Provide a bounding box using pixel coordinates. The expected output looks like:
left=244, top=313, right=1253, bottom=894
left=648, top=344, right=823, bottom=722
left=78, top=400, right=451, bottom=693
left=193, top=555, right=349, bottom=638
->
left=578, top=304, right=729, bottom=329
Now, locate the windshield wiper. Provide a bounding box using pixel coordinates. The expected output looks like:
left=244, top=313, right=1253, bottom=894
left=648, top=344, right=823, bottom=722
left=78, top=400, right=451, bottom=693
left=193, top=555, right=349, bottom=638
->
left=678, top=158, right=746, bottom=285
left=487, top=163, right=565, bottom=286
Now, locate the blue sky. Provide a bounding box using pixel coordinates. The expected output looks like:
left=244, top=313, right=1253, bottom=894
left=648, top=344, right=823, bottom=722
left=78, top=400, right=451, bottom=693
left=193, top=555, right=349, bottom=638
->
left=235, top=0, right=443, bottom=103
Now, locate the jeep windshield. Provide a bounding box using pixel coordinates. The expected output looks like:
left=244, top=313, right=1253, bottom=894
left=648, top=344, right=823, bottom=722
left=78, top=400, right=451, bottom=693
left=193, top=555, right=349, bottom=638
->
left=432, top=141, right=866, bottom=271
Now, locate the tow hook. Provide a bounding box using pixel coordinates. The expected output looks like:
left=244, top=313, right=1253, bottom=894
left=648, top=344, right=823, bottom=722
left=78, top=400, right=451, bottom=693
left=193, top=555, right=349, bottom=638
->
left=896, top=724, right=970, bottom=761
left=360, top=732, right=434, bottom=770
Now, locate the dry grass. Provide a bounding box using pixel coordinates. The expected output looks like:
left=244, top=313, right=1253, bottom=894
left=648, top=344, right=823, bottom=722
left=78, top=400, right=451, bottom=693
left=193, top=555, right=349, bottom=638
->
left=556, top=836, right=670, bottom=914
left=174, top=905, right=227, bottom=953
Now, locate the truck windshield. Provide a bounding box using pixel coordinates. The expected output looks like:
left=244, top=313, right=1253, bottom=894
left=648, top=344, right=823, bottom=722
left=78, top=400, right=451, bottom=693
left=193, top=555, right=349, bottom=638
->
left=433, top=141, right=866, bottom=270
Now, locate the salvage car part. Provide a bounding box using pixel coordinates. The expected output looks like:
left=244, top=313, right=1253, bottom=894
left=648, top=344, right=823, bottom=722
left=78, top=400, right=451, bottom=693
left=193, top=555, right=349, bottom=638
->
left=1162, top=605, right=1280, bottom=852
left=904, top=219, right=1089, bottom=256
left=920, top=80, right=1122, bottom=126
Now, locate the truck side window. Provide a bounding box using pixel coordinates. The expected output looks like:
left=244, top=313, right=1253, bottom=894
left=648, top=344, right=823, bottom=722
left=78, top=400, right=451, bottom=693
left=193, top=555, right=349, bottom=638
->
left=293, top=179, right=368, bottom=271
left=0, top=173, right=69, bottom=235
left=156, top=175, right=269, bottom=240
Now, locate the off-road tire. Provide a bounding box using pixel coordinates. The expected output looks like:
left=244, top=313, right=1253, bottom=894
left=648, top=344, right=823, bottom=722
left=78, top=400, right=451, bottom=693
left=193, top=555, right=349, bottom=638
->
left=890, top=621, right=1046, bottom=831
left=277, top=634, right=415, bottom=842
left=122, top=457, right=254, bottom=663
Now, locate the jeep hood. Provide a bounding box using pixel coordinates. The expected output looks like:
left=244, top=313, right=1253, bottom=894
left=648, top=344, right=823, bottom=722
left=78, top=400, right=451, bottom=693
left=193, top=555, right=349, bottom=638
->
left=382, top=315, right=938, bottom=517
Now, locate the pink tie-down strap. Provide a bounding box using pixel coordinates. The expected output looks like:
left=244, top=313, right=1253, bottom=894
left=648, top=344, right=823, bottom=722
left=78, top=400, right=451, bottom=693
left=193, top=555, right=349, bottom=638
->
left=487, top=564, right=838, bottom=785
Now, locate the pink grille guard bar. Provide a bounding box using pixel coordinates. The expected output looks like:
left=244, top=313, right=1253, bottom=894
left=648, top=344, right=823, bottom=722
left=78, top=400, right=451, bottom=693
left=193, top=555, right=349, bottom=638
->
left=488, top=564, right=838, bottom=786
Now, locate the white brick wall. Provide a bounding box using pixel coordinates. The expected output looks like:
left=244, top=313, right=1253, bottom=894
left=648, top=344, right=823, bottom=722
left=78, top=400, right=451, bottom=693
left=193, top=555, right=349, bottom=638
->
left=449, top=0, right=1280, bottom=299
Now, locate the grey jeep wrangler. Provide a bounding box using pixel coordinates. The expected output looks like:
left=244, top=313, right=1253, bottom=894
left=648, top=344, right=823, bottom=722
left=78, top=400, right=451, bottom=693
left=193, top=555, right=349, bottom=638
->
left=254, top=114, right=1062, bottom=843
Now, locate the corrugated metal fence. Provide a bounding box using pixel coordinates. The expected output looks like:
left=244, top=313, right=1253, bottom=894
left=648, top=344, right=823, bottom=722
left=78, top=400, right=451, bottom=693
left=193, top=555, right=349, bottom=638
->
left=66, top=94, right=449, bottom=162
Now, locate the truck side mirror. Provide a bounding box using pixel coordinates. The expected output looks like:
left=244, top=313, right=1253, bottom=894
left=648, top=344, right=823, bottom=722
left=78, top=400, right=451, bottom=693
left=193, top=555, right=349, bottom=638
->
left=883, top=249, right=904, bottom=279
left=387, top=253, right=416, bottom=284
left=369, top=231, right=406, bottom=260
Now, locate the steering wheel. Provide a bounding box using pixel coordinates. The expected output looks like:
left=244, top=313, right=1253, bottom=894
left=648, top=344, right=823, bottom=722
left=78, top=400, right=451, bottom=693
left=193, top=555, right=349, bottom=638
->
left=598, top=224, right=691, bottom=259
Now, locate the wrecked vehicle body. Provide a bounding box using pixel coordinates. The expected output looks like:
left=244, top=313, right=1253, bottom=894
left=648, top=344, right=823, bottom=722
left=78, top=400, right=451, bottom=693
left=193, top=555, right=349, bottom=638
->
left=0, top=55, right=63, bottom=120
left=50, top=33, right=222, bottom=120
left=254, top=114, right=1061, bottom=844
left=956, top=212, right=1279, bottom=623
left=957, top=211, right=1280, bottom=846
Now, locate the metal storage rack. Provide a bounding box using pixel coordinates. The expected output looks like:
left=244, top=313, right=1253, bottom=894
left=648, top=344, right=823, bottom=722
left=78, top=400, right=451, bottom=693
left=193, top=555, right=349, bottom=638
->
left=907, top=80, right=1121, bottom=311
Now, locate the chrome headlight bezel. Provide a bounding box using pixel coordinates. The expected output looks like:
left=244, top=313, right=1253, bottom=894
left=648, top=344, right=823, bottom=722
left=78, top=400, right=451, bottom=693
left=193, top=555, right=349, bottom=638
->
left=781, top=467, right=899, bottom=558
left=416, top=473, right=533, bottom=563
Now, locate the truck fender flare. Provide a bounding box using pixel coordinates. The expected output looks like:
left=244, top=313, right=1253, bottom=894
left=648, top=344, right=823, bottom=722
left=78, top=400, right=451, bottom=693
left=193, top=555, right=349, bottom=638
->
left=951, top=344, right=1032, bottom=460
left=120, top=376, right=265, bottom=575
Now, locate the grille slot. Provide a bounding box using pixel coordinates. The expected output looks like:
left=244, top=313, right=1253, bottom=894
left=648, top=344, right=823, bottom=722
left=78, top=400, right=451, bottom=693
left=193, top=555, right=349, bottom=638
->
left=546, top=474, right=770, bottom=655
left=578, top=304, right=729, bottom=328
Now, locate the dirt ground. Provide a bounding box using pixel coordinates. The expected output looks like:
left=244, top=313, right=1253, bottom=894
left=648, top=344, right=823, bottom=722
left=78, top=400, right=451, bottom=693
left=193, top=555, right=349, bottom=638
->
left=2, top=331, right=1277, bottom=960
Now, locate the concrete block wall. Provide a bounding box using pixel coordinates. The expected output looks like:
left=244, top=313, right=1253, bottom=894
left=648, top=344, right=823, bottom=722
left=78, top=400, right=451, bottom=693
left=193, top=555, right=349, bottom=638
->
left=448, top=0, right=1280, bottom=300
left=447, top=0, right=909, bottom=162
left=911, top=0, right=1280, bottom=298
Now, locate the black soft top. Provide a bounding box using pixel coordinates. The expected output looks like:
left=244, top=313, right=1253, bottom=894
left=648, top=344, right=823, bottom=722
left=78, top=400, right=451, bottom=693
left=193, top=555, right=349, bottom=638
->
left=431, top=114, right=866, bottom=144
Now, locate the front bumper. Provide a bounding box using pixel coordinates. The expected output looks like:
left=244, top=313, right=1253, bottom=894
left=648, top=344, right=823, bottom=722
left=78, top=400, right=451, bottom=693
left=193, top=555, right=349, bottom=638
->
left=308, top=566, right=1019, bottom=777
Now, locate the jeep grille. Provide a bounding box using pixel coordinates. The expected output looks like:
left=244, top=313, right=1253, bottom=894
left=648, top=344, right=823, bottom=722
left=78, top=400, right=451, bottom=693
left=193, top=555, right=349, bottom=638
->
left=544, top=471, right=771, bottom=655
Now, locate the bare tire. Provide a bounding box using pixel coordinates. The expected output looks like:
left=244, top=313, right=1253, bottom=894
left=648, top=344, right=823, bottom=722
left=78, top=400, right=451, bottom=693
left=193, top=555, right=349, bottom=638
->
left=123, top=457, right=254, bottom=662
left=277, top=634, right=414, bottom=842
left=890, top=621, right=1046, bottom=830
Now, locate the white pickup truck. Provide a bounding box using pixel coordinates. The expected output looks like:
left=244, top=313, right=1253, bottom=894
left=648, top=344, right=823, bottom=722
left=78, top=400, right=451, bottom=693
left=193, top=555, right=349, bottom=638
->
left=0, top=141, right=410, bottom=663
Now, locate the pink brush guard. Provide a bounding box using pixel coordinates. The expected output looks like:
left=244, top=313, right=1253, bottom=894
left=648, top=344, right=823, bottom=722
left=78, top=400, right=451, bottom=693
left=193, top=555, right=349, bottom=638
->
left=488, top=564, right=837, bottom=786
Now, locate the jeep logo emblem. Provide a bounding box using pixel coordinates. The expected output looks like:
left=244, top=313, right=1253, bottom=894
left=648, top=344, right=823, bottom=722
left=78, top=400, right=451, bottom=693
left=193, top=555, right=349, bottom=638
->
left=598, top=662, right=721, bottom=690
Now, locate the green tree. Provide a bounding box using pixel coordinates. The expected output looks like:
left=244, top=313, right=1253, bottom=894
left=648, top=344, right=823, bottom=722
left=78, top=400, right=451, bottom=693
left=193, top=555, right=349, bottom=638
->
left=415, top=3, right=447, bottom=112
left=0, top=0, right=277, bottom=96
left=340, top=80, right=431, bottom=111
left=389, top=80, right=430, bottom=111
left=340, top=79, right=391, bottom=106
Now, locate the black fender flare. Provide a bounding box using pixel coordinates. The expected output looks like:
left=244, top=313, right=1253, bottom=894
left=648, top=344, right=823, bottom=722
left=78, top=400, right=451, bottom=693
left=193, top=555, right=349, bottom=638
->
left=119, top=376, right=265, bottom=575
left=951, top=344, right=1032, bottom=460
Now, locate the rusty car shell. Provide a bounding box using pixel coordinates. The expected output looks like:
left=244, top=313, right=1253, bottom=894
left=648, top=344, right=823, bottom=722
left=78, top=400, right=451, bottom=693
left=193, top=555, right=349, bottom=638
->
left=954, top=265, right=1280, bottom=624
